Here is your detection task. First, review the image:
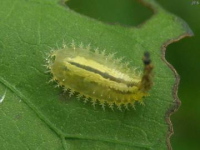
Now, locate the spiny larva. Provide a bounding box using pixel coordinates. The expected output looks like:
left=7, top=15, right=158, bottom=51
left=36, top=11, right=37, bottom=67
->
left=46, top=41, right=153, bottom=110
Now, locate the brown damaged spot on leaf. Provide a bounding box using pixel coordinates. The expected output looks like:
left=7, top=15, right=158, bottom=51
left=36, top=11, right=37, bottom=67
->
left=162, top=31, right=193, bottom=150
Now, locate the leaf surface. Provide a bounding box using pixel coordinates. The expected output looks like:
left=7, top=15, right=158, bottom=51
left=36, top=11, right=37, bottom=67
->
left=0, top=0, right=192, bottom=149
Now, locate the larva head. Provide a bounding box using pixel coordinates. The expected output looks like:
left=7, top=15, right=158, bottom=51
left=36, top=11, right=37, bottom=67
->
left=143, top=52, right=151, bottom=65
left=139, top=52, right=153, bottom=92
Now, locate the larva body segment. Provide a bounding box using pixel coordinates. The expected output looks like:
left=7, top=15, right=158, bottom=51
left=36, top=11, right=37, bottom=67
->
left=47, top=42, right=152, bottom=110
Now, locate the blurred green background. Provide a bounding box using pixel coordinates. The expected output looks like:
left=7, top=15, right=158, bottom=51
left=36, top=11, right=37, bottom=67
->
left=66, top=0, right=200, bottom=149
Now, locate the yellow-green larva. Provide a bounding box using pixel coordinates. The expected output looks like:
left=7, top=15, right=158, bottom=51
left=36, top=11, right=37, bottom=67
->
left=46, top=41, right=153, bottom=110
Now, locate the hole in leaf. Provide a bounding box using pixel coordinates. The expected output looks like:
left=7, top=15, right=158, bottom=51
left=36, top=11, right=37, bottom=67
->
left=66, top=0, right=153, bottom=26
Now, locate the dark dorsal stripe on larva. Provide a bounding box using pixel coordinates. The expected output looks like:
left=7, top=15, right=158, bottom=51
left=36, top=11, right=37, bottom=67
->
left=68, top=61, right=137, bottom=87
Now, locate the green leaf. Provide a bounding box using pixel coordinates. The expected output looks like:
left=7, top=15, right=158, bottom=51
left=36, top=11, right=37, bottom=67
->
left=0, top=0, right=192, bottom=149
